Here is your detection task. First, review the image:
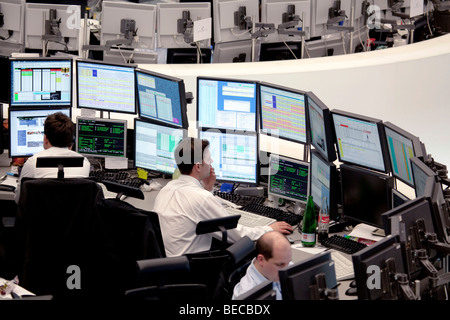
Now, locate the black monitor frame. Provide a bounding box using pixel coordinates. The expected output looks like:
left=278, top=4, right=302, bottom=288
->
left=259, top=81, right=309, bottom=145
left=306, top=91, right=337, bottom=162
left=135, top=67, right=188, bottom=130
left=196, top=76, right=259, bottom=133
left=410, top=156, right=438, bottom=198
left=331, top=109, right=391, bottom=174
left=0, top=54, right=11, bottom=104
left=75, top=59, right=137, bottom=115
left=259, top=41, right=302, bottom=61
left=10, top=56, right=73, bottom=108
left=166, top=48, right=212, bottom=64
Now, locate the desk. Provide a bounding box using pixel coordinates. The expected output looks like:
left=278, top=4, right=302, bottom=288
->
left=0, top=166, right=15, bottom=202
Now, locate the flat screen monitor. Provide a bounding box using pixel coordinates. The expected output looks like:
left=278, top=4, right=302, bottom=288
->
left=331, top=109, right=391, bottom=173
left=10, top=57, right=72, bottom=108
left=268, top=153, right=309, bottom=204
left=76, top=59, right=136, bottom=115
left=306, top=92, right=336, bottom=162
left=309, top=149, right=338, bottom=220
left=157, top=2, right=212, bottom=49
left=212, top=39, right=254, bottom=63
left=8, top=107, right=71, bottom=158
left=352, top=234, right=405, bottom=300
left=135, top=68, right=188, bottom=129
left=279, top=251, right=338, bottom=300
left=166, top=48, right=212, bottom=64
left=197, top=77, right=257, bottom=132
left=259, top=82, right=308, bottom=144
left=259, top=41, right=302, bottom=61
left=212, top=0, right=259, bottom=43
left=100, top=1, right=156, bottom=51
left=0, top=106, right=3, bottom=154
left=340, top=163, right=394, bottom=228
left=234, top=280, right=276, bottom=300
left=384, top=121, right=423, bottom=188
left=0, top=0, right=26, bottom=55
left=410, top=156, right=437, bottom=198
left=76, top=117, right=127, bottom=158
left=391, top=188, right=410, bottom=209
left=260, top=0, right=311, bottom=42
left=25, top=3, right=81, bottom=52
left=134, top=118, right=186, bottom=175
left=199, top=130, right=259, bottom=185
left=0, top=55, right=11, bottom=104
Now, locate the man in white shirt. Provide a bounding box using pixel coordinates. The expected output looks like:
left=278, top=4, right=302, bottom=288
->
left=232, top=231, right=292, bottom=300
left=14, top=112, right=91, bottom=203
left=153, top=137, right=293, bottom=257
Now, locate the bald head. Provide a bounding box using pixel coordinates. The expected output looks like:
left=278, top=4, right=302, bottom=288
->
left=256, top=231, right=291, bottom=260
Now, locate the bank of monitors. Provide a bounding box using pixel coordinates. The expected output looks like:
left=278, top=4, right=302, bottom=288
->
left=135, top=68, right=188, bottom=129
left=331, top=109, right=390, bottom=173
left=268, top=154, right=309, bottom=204
left=279, top=251, right=338, bottom=300
left=197, top=77, right=258, bottom=132
left=10, top=57, right=73, bottom=108
left=340, top=163, right=394, bottom=228
left=383, top=121, right=423, bottom=187
left=352, top=235, right=406, bottom=300
left=306, top=92, right=336, bottom=162
left=199, top=130, right=259, bottom=185
left=100, top=1, right=156, bottom=51
left=76, top=59, right=136, bottom=115
left=309, top=150, right=338, bottom=220
left=76, top=117, right=127, bottom=158
left=9, top=107, right=71, bottom=158
left=259, top=82, right=308, bottom=144
left=134, top=118, right=186, bottom=175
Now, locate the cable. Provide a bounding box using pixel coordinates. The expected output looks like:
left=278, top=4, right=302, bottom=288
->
left=0, top=30, right=13, bottom=41
left=230, top=27, right=251, bottom=37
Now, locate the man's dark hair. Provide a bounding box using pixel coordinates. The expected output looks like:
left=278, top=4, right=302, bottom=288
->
left=44, top=112, right=74, bottom=148
left=174, top=137, right=210, bottom=175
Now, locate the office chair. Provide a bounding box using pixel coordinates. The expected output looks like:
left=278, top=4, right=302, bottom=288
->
left=125, top=256, right=208, bottom=300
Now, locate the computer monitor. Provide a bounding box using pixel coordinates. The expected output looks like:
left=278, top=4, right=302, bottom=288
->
left=76, top=117, right=127, bottom=158
left=0, top=55, right=11, bottom=104
left=268, top=153, right=309, bottom=205
left=8, top=107, right=71, bottom=158
left=0, top=106, right=3, bottom=154
left=234, top=280, right=276, bottom=300
left=10, top=57, right=73, bottom=108
left=279, top=251, right=338, bottom=300
left=100, top=1, right=157, bottom=51
left=306, top=92, right=336, bottom=162
left=212, top=0, right=259, bottom=43
left=197, top=76, right=258, bottom=132
left=135, top=68, right=188, bottom=129
left=259, top=81, right=308, bottom=144
left=166, top=48, right=212, bottom=64
left=76, top=59, right=136, bottom=115
left=199, top=130, right=259, bottom=185
left=391, top=188, right=410, bottom=209
left=331, top=109, right=391, bottom=173
left=25, top=3, right=81, bottom=53
left=212, top=39, right=254, bottom=63
left=157, top=2, right=212, bottom=49
left=0, top=0, right=26, bottom=56
left=311, top=0, right=352, bottom=38
left=384, top=121, right=423, bottom=188
left=340, top=163, right=395, bottom=228
left=309, top=149, right=338, bottom=221
left=352, top=234, right=407, bottom=300
left=410, top=156, right=437, bottom=198
left=134, top=118, right=186, bottom=176
left=260, top=0, right=311, bottom=42
left=258, top=41, right=302, bottom=61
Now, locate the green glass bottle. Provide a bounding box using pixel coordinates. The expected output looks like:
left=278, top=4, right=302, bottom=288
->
left=301, top=195, right=317, bottom=247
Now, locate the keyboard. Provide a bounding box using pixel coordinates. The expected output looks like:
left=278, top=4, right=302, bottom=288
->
left=240, top=203, right=302, bottom=226
left=214, top=191, right=266, bottom=207
left=320, top=235, right=367, bottom=254
left=225, top=206, right=277, bottom=228
left=90, top=169, right=146, bottom=189
left=331, top=251, right=355, bottom=281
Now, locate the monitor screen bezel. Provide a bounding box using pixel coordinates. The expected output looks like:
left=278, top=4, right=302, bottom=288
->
left=410, top=156, right=438, bottom=198
left=75, top=59, right=137, bottom=115
left=0, top=54, right=11, bottom=104
left=10, top=56, right=73, bottom=108
left=75, top=116, right=128, bottom=159
left=196, top=76, right=259, bottom=133
left=331, top=109, right=391, bottom=174
left=8, top=106, right=72, bottom=158
left=259, top=81, right=309, bottom=145
left=306, top=91, right=337, bottom=162
left=135, top=67, right=188, bottom=130
left=268, top=153, right=310, bottom=204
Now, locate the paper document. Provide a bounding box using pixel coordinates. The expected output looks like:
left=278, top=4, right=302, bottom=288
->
left=347, top=223, right=384, bottom=242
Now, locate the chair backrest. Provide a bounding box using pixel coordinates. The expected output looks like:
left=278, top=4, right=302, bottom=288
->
left=125, top=283, right=208, bottom=301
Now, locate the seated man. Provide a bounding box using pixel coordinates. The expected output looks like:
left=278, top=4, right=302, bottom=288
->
left=153, top=137, right=293, bottom=257
left=232, top=231, right=292, bottom=300
left=14, top=112, right=91, bottom=203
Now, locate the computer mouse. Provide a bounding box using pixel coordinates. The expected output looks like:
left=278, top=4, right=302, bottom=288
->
left=345, top=287, right=358, bottom=296
left=349, top=280, right=357, bottom=288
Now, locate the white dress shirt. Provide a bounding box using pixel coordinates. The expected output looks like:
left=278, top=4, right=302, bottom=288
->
left=14, top=147, right=91, bottom=203
left=153, top=174, right=273, bottom=257
left=231, top=258, right=283, bottom=300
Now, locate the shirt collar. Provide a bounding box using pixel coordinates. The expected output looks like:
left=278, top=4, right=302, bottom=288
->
left=178, top=174, right=202, bottom=187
